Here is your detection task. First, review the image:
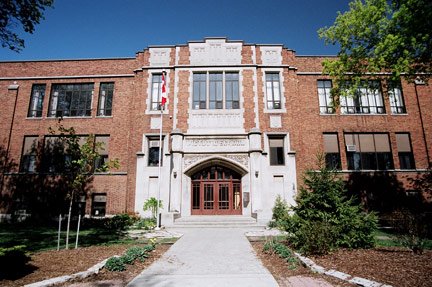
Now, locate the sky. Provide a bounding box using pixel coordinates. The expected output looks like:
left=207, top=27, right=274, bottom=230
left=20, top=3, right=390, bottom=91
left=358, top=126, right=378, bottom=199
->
left=0, top=0, right=352, bottom=61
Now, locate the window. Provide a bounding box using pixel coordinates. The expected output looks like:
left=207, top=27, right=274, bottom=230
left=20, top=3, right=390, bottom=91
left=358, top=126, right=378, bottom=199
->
left=48, top=83, right=94, bottom=117
left=340, top=81, right=385, bottom=114
left=28, top=84, right=46, bottom=117
left=265, top=73, right=281, bottom=109
left=396, top=133, right=415, bottom=169
left=269, top=137, right=285, bottom=165
left=97, top=82, right=114, bottom=116
left=91, top=193, right=106, bottom=216
left=95, top=136, right=110, bottom=170
left=150, top=74, right=165, bottom=110
left=388, top=81, right=406, bottom=114
left=323, top=133, right=341, bottom=169
left=148, top=138, right=163, bottom=166
left=345, top=133, right=393, bottom=170
left=192, top=72, right=239, bottom=110
left=20, top=136, right=38, bottom=172
left=317, top=80, right=334, bottom=114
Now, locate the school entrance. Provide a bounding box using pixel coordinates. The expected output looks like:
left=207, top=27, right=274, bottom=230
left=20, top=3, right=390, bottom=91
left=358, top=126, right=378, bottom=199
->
left=191, top=165, right=242, bottom=215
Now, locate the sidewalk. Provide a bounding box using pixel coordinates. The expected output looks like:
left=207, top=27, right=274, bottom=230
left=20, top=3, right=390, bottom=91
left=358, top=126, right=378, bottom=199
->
left=127, top=228, right=279, bottom=287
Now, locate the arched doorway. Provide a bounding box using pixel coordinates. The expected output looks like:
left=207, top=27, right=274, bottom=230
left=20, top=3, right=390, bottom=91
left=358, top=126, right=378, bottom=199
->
left=191, top=165, right=242, bottom=215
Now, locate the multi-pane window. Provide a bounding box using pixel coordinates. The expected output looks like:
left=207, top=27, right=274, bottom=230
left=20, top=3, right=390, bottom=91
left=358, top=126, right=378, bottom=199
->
left=345, top=133, right=393, bottom=170
left=340, top=81, right=385, bottom=114
left=148, top=138, right=163, bottom=166
left=396, top=133, right=415, bottom=169
left=323, top=133, right=341, bottom=169
left=97, top=82, right=114, bottom=116
left=95, top=136, right=109, bottom=170
left=28, top=84, right=46, bottom=117
left=20, top=136, right=38, bottom=172
left=92, top=193, right=106, bottom=217
left=269, top=137, right=285, bottom=165
left=150, top=74, right=165, bottom=110
left=192, top=72, right=239, bottom=110
left=48, top=83, right=94, bottom=117
left=265, top=73, right=281, bottom=109
left=317, top=80, right=335, bottom=114
left=388, top=81, right=406, bottom=114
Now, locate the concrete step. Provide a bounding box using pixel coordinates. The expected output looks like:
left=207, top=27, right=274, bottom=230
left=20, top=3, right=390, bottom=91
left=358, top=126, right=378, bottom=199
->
left=172, top=215, right=266, bottom=228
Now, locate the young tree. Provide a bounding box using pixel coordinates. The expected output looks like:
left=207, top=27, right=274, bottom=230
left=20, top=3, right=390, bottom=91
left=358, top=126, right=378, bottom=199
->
left=319, top=0, right=432, bottom=96
left=49, top=122, right=119, bottom=249
left=1, top=0, right=54, bottom=52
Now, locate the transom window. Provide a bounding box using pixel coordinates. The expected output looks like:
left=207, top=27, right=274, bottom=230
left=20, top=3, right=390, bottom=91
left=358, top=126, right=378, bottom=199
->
left=345, top=133, right=393, bottom=170
left=28, top=84, right=46, bottom=118
left=340, top=81, right=385, bottom=114
left=97, top=82, right=114, bottom=116
left=48, top=83, right=94, bottom=117
left=388, top=81, right=406, bottom=114
left=192, top=72, right=239, bottom=110
left=317, top=80, right=335, bottom=114
left=265, top=73, right=281, bottom=109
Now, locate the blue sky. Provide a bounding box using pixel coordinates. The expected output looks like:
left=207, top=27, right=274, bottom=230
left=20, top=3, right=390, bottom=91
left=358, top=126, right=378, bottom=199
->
left=0, top=0, right=352, bottom=61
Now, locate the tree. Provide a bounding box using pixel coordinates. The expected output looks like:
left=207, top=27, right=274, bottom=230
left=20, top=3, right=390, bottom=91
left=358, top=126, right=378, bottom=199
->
left=1, top=0, right=54, bottom=52
left=143, top=197, right=163, bottom=220
left=48, top=122, right=119, bottom=249
left=281, top=155, right=377, bottom=255
left=319, top=0, right=432, bottom=96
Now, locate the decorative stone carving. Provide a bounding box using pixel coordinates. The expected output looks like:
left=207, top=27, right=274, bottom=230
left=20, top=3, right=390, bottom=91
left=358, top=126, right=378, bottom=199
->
left=183, top=155, right=211, bottom=169
left=183, top=154, right=249, bottom=170
left=189, top=39, right=242, bottom=66
left=260, top=46, right=282, bottom=65
left=187, top=111, right=244, bottom=134
left=183, top=136, right=248, bottom=153
left=149, top=48, right=171, bottom=67
left=226, top=154, right=249, bottom=167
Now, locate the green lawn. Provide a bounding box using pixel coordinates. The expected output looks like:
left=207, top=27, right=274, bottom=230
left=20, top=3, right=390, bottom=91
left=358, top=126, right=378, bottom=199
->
left=0, top=223, right=134, bottom=252
left=375, top=229, right=432, bottom=249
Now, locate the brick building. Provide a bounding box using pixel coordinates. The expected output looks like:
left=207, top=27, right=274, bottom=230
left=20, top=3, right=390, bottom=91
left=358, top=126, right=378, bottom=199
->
left=0, top=38, right=430, bottom=224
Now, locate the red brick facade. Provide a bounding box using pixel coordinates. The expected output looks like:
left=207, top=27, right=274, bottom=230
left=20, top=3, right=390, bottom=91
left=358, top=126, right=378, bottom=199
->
left=0, top=38, right=430, bottom=221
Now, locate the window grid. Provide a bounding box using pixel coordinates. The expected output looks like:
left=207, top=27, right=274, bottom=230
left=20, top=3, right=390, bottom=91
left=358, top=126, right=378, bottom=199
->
left=265, top=73, right=281, bottom=109
left=317, top=80, right=335, bottom=114
left=97, top=82, right=114, bottom=116
left=48, top=83, right=94, bottom=117
left=193, top=72, right=239, bottom=110
left=388, top=81, right=406, bottom=114
left=340, top=81, right=385, bottom=114
left=150, top=74, right=164, bottom=110
left=269, top=137, right=285, bottom=166
left=396, top=133, right=415, bottom=169
left=148, top=138, right=163, bottom=166
left=323, top=133, right=341, bottom=169
left=28, top=84, right=46, bottom=118
left=345, top=133, right=394, bottom=170
left=20, top=136, right=38, bottom=172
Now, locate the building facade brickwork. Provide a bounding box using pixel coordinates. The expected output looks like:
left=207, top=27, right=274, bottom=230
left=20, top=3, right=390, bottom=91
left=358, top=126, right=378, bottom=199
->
left=0, top=38, right=430, bottom=223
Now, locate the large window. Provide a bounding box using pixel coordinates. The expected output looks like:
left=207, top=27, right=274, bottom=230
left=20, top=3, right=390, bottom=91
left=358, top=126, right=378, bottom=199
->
left=150, top=74, right=165, bottom=110
left=317, top=80, right=335, bottom=114
left=396, top=133, right=415, bottom=169
left=265, top=73, right=281, bottom=109
left=269, top=137, right=285, bottom=165
left=388, top=81, right=406, bottom=114
left=340, top=81, right=385, bottom=114
left=48, top=83, right=94, bottom=117
left=323, top=133, right=341, bottom=169
left=97, top=82, right=114, bottom=116
left=192, top=72, right=239, bottom=110
left=28, top=84, right=46, bottom=118
left=20, top=136, right=38, bottom=172
left=345, top=133, right=393, bottom=170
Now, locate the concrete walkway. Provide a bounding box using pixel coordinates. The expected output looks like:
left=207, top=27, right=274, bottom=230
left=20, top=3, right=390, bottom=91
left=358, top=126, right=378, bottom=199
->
left=127, top=228, right=279, bottom=287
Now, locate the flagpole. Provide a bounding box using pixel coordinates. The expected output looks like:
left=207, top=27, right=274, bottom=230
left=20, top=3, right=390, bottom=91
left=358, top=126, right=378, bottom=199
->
left=156, top=106, right=163, bottom=229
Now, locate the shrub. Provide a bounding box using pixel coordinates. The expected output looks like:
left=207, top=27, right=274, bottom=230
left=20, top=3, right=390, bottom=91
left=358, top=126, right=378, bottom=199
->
left=269, top=195, right=290, bottom=229
left=104, top=213, right=135, bottom=232
left=136, top=217, right=156, bottom=230
left=0, top=245, right=31, bottom=276
left=105, top=256, right=126, bottom=271
left=263, top=239, right=298, bottom=269
left=125, top=246, right=149, bottom=262
left=394, top=209, right=429, bottom=254
left=280, top=154, right=378, bottom=255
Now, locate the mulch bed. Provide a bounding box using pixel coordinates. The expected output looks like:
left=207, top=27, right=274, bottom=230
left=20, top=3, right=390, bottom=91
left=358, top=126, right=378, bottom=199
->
left=311, top=247, right=432, bottom=287
left=0, top=243, right=170, bottom=287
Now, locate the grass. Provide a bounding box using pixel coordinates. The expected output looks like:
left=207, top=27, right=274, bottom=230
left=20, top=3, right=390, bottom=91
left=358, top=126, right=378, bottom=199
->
left=375, top=229, right=432, bottom=249
left=0, top=222, right=133, bottom=253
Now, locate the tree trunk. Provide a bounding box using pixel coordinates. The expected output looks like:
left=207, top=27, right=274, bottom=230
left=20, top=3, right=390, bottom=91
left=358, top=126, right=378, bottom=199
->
left=65, top=195, right=73, bottom=249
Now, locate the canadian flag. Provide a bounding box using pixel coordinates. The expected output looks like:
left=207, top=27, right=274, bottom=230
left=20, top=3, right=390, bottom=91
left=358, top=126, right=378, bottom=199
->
left=161, top=72, right=167, bottom=107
